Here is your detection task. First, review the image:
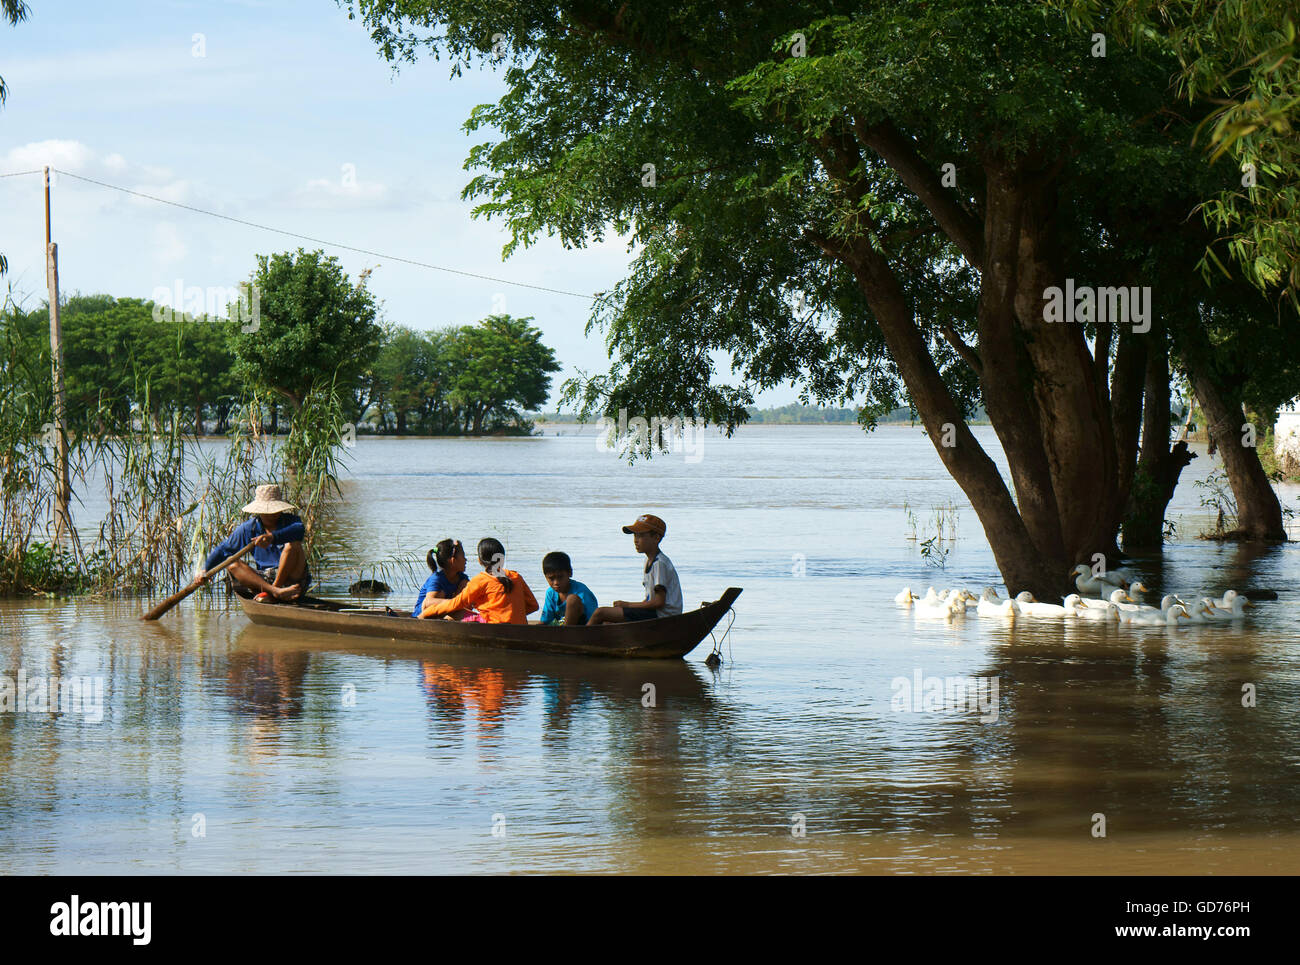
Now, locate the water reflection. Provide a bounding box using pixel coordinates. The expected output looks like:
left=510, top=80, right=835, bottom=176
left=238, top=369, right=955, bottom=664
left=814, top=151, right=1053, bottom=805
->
left=419, top=664, right=521, bottom=735
left=860, top=609, right=1300, bottom=845
left=226, top=651, right=312, bottom=720
left=231, top=623, right=717, bottom=739
left=1, top=427, right=1297, bottom=872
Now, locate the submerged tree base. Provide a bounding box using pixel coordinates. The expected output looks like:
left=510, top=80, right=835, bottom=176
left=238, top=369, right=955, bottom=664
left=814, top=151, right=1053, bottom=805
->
left=1197, top=530, right=1289, bottom=543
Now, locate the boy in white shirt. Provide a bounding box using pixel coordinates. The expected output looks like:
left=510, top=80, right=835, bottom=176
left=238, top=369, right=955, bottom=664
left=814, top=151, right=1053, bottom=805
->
left=587, top=513, right=683, bottom=623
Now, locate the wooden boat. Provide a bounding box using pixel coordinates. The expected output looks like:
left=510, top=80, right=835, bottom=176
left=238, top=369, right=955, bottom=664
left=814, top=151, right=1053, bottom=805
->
left=235, top=586, right=742, bottom=659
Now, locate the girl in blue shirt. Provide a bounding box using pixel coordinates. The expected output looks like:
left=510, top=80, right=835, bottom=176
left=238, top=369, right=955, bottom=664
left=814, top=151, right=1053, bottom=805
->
left=413, top=539, right=471, bottom=617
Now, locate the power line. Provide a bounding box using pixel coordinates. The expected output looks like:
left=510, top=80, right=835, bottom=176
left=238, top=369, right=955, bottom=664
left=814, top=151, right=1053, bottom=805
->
left=1, top=166, right=599, bottom=300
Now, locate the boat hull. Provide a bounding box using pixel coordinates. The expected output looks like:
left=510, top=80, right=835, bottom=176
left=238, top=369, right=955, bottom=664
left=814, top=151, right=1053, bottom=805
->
left=235, top=587, right=741, bottom=659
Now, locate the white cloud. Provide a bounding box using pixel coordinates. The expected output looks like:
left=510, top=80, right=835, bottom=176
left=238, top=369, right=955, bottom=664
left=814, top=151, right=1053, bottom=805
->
left=1, top=140, right=191, bottom=204
left=1, top=139, right=95, bottom=173
left=294, top=173, right=394, bottom=209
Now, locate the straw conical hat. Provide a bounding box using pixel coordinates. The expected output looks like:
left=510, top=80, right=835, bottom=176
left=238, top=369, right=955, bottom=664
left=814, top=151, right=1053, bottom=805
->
left=242, top=484, right=295, bottom=514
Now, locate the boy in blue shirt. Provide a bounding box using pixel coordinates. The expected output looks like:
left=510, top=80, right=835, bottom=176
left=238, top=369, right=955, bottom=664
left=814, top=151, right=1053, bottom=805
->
left=413, top=538, right=471, bottom=617
left=538, top=551, right=599, bottom=626
left=197, top=484, right=309, bottom=601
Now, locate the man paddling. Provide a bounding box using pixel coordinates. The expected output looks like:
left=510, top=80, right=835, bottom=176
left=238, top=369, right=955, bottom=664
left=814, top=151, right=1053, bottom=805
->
left=196, top=484, right=310, bottom=601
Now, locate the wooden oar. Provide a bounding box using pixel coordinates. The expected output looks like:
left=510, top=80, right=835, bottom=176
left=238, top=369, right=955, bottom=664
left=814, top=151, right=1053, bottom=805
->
left=141, top=541, right=257, bottom=621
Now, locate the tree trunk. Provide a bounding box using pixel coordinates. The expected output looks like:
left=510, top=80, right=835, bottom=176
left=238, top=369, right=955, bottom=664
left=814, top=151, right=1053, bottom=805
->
left=1183, top=356, right=1286, bottom=540
left=396, top=409, right=407, bottom=435
left=1110, top=329, right=1148, bottom=506
left=1004, top=160, right=1124, bottom=566
left=269, top=404, right=279, bottom=435
left=1122, top=339, right=1195, bottom=548
left=194, top=392, right=204, bottom=436
left=975, top=163, right=1069, bottom=576
left=807, top=130, right=1147, bottom=598
left=838, top=238, right=1068, bottom=600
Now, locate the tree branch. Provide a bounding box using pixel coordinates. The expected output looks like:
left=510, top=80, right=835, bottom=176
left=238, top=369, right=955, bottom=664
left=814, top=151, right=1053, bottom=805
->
left=939, top=324, right=982, bottom=374
left=811, top=125, right=880, bottom=239
left=802, top=228, right=855, bottom=264
left=852, top=117, right=984, bottom=267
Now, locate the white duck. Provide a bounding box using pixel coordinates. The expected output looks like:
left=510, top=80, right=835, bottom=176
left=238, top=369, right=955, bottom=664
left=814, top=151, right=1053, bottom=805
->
left=1080, top=588, right=1136, bottom=611
left=1013, top=591, right=1072, bottom=618
left=977, top=588, right=1019, bottom=619
left=1122, top=603, right=1193, bottom=627
left=1134, top=594, right=1182, bottom=616
left=1069, top=599, right=1120, bottom=622
left=895, top=587, right=917, bottom=606
left=1113, top=588, right=1143, bottom=612
left=1211, top=589, right=1242, bottom=610
left=1070, top=564, right=1130, bottom=596
left=1182, top=599, right=1218, bottom=624
left=1204, top=595, right=1251, bottom=621
left=1112, top=567, right=1139, bottom=586
left=915, top=592, right=965, bottom=618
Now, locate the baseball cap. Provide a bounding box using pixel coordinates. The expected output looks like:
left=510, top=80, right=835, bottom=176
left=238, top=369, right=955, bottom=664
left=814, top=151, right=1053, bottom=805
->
left=622, top=514, right=666, bottom=536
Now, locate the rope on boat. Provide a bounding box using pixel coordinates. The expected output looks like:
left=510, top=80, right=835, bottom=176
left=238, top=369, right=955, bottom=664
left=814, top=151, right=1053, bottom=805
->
left=705, top=606, right=736, bottom=669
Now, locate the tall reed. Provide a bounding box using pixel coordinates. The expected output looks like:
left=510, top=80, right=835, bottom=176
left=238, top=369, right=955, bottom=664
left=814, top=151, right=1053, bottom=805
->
left=0, top=325, right=351, bottom=596
left=0, top=292, right=59, bottom=591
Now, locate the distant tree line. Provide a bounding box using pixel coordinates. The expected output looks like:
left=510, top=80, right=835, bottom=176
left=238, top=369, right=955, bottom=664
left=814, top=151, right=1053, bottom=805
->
left=534, top=402, right=993, bottom=425
left=1, top=249, right=560, bottom=437
left=742, top=403, right=990, bottom=424
left=744, top=404, right=859, bottom=424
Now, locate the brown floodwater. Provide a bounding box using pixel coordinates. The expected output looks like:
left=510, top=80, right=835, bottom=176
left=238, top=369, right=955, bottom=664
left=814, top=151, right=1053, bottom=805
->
left=1, top=426, right=1297, bottom=873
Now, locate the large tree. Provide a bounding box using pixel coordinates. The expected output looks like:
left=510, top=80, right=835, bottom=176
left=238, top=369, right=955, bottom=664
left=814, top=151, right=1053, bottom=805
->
left=230, top=249, right=382, bottom=414
left=444, top=314, right=559, bottom=434
left=57, top=295, right=149, bottom=429
left=369, top=323, right=441, bottom=433
left=346, top=0, right=1291, bottom=596
left=20, top=295, right=243, bottom=435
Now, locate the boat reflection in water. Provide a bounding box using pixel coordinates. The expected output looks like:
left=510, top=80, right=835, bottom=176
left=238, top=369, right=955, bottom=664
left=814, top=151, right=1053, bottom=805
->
left=419, top=663, right=520, bottom=734
left=231, top=622, right=718, bottom=744
left=225, top=650, right=312, bottom=720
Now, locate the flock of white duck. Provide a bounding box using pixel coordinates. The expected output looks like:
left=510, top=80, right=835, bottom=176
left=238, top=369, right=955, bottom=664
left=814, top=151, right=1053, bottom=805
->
left=896, top=564, right=1254, bottom=628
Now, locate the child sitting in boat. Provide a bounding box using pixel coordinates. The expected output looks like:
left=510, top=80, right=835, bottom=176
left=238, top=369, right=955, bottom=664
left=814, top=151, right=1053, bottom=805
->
left=587, top=514, right=682, bottom=624
left=419, top=537, right=539, bottom=624
left=413, top=538, right=470, bottom=618
left=538, top=551, right=600, bottom=625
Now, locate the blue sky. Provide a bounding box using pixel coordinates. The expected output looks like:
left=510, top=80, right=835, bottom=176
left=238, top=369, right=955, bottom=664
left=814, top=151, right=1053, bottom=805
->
left=0, top=0, right=799, bottom=407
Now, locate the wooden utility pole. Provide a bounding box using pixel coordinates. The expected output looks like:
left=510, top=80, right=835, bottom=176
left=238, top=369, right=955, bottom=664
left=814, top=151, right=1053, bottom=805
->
left=45, top=166, right=72, bottom=542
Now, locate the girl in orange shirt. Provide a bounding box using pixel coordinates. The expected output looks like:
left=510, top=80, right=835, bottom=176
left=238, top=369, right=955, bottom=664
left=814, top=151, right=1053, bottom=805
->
left=420, top=537, right=539, bottom=624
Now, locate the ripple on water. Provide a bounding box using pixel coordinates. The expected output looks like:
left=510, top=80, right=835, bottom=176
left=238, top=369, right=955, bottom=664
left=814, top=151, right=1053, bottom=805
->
left=1, top=427, right=1298, bottom=872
